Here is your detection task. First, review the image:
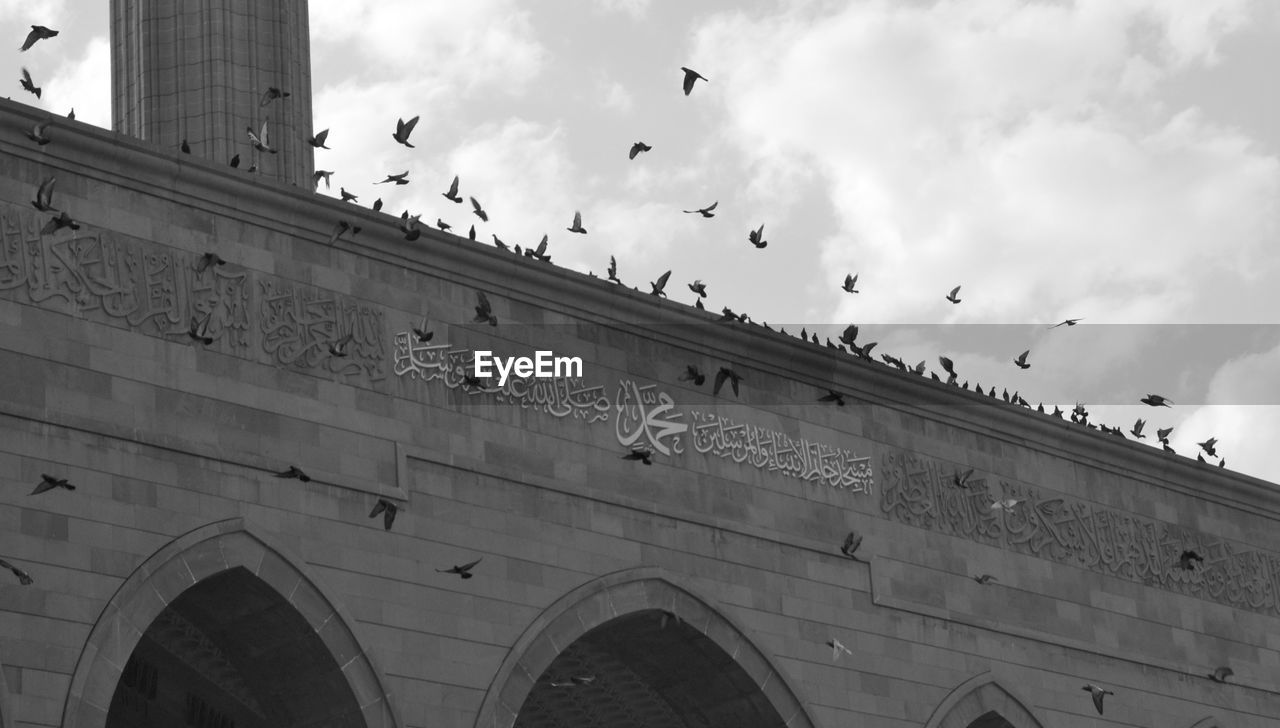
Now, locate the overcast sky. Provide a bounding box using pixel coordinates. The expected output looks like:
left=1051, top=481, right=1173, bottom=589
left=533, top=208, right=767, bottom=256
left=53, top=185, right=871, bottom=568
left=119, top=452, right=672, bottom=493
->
left=5, top=1, right=1279, bottom=484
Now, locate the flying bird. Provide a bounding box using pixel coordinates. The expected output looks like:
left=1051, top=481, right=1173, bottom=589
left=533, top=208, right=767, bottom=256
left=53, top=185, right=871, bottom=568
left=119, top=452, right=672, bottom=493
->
left=747, top=224, right=766, bottom=248
left=683, top=201, right=718, bottom=218
left=990, top=498, right=1022, bottom=511
left=952, top=468, right=973, bottom=489
left=688, top=280, right=707, bottom=298
left=0, top=558, right=33, bottom=586
left=1130, top=419, right=1146, bottom=439
left=818, top=390, right=846, bottom=406
left=412, top=316, right=434, bottom=343
left=196, top=252, right=226, bottom=273
left=945, top=285, right=961, bottom=304
left=826, top=638, right=852, bottom=661
left=32, top=176, right=56, bottom=212
left=368, top=498, right=399, bottom=531
left=187, top=315, right=214, bottom=345
left=393, top=116, right=420, bottom=147
left=1082, top=684, right=1114, bottom=715
left=1207, top=667, right=1233, bottom=683
left=313, top=170, right=333, bottom=190
left=713, top=367, right=743, bottom=397
left=842, top=274, right=859, bottom=293
left=1198, top=437, right=1218, bottom=457
left=470, top=197, right=488, bottom=221
left=621, top=445, right=655, bottom=465
left=1013, top=350, right=1030, bottom=370
left=41, top=211, right=79, bottom=235
left=474, top=291, right=498, bottom=326
left=1178, top=549, right=1204, bottom=570
left=436, top=558, right=482, bottom=579
left=442, top=175, right=462, bottom=203
left=275, top=466, right=311, bottom=482
left=972, top=574, right=998, bottom=585
left=21, top=25, right=59, bottom=52
left=26, top=120, right=51, bottom=145
left=606, top=256, right=621, bottom=283
left=567, top=210, right=587, bottom=234
left=1141, top=394, right=1173, bottom=407
left=526, top=234, right=551, bottom=262
left=229, top=153, right=240, bottom=168
left=375, top=171, right=409, bottom=185
left=678, top=365, right=706, bottom=386
left=328, top=220, right=360, bottom=245
left=629, top=141, right=652, bottom=159
left=1156, top=426, right=1174, bottom=442
left=307, top=128, right=330, bottom=148
left=650, top=270, right=672, bottom=297
left=246, top=120, right=277, bottom=153
left=328, top=333, right=353, bottom=357
left=680, top=66, right=707, bottom=95
left=31, top=473, right=75, bottom=495
left=20, top=67, right=41, bottom=98
left=258, top=87, right=290, bottom=107
left=840, top=531, right=863, bottom=559
left=1050, top=318, right=1083, bottom=328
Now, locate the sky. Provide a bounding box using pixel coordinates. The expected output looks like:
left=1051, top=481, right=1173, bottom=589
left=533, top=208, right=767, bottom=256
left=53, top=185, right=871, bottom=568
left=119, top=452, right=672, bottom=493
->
left=5, top=0, right=1280, bottom=484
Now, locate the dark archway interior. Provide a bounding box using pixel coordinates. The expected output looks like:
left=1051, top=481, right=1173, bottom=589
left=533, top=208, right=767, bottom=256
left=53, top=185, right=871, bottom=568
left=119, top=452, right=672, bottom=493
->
left=516, top=609, right=786, bottom=728
left=969, top=710, right=1016, bottom=728
left=105, top=566, right=364, bottom=728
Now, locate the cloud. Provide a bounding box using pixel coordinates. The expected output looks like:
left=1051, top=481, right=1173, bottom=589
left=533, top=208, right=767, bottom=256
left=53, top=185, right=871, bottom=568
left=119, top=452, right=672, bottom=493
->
left=44, top=35, right=110, bottom=128
left=589, top=0, right=651, bottom=19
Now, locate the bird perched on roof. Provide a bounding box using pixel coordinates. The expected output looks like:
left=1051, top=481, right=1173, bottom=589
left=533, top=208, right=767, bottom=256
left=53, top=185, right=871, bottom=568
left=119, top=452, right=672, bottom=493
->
left=339, top=187, right=357, bottom=202
left=1141, top=394, right=1173, bottom=407
left=436, top=219, right=451, bottom=232
left=629, top=141, right=652, bottom=159
left=20, top=67, right=41, bottom=98
left=393, top=115, right=420, bottom=147
left=606, top=256, right=621, bottom=283
left=683, top=201, right=718, bottom=218
left=21, top=25, right=59, bottom=52
left=1156, top=426, right=1173, bottom=442
left=680, top=66, right=707, bottom=95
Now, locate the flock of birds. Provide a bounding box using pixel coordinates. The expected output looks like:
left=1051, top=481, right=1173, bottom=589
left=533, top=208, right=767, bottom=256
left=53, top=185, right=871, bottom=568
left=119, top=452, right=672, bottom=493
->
left=7, top=23, right=1249, bottom=717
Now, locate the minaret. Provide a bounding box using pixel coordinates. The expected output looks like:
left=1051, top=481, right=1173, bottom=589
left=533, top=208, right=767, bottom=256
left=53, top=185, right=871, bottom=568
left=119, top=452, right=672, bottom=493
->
left=110, top=0, right=314, bottom=187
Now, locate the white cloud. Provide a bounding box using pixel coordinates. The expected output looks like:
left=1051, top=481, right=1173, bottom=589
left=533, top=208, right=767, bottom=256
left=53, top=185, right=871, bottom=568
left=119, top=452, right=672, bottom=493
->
left=590, top=0, right=651, bottom=19
left=45, top=35, right=110, bottom=128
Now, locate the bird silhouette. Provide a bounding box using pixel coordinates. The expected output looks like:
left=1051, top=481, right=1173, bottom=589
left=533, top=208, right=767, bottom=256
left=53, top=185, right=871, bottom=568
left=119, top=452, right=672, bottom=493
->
left=747, top=224, right=767, bottom=248
left=945, top=285, right=961, bottom=304
left=1156, top=426, right=1174, bottom=442
left=526, top=235, right=551, bottom=262
left=468, top=225, right=476, bottom=241
left=684, top=201, right=718, bottom=218
left=680, top=66, right=707, bottom=95
left=31, top=473, right=75, bottom=495
left=26, top=120, right=51, bottom=145
left=470, top=197, right=489, bottom=221
left=412, top=316, right=434, bottom=343
left=339, top=188, right=358, bottom=203
left=328, top=334, right=354, bottom=358
left=1082, top=684, right=1114, bottom=715
left=246, top=120, right=277, bottom=153
left=187, top=315, right=214, bottom=345
left=21, top=25, right=59, bottom=52
left=229, top=153, right=240, bottom=168
left=313, top=170, right=333, bottom=190
left=1013, top=350, right=1030, bottom=369
left=372, top=198, right=383, bottom=212
left=1130, top=419, right=1146, bottom=439
left=275, top=466, right=311, bottom=482
left=840, top=531, right=863, bottom=559
left=678, top=365, right=706, bottom=386
left=621, top=445, right=655, bottom=465
left=629, top=141, right=652, bottom=159
left=442, top=175, right=463, bottom=203
left=1050, top=318, right=1083, bottom=328
left=972, top=574, right=998, bottom=585
left=1141, top=394, right=1173, bottom=407
left=1207, top=667, right=1233, bottom=683
left=1178, top=549, right=1204, bottom=570
left=0, top=558, right=33, bottom=586
left=952, top=468, right=973, bottom=489
left=474, top=292, right=498, bottom=326
left=713, top=367, right=743, bottom=396
left=307, top=128, right=330, bottom=148
left=688, top=279, right=707, bottom=298
left=258, top=87, right=290, bottom=107
left=842, top=273, right=859, bottom=293
left=41, top=211, right=79, bottom=235
left=650, top=270, right=672, bottom=297
left=393, top=116, right=420, bottom=147
left=436, top=558, right=481, bottom=579
left=607, top=256, right=621, bottom=283
left=818, top=390, right=846, bottom=406
left=31, top=176, right=56, bottom=212
left=368, top=498, right=399, bottom=531
left=567, top=210, right=587, bottom=234
left=1198, top=437, right=1218, bottom=457
left=375, top=171, right=409, bottom=185
left=20, top=67, right=41, bottom=98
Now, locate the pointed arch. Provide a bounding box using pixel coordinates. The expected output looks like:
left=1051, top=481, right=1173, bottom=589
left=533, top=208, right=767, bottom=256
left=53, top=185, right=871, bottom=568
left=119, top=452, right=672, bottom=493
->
left=61, top=518, right=398, bottom=728
left=474, top=566, right=820, bottom=728
left=924, top=672, right=1045, bottom=728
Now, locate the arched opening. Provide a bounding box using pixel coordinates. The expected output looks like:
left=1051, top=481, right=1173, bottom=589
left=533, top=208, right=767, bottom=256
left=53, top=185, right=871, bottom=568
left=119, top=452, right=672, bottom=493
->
left=517, top=609, right=782, bottom=727
left=966, top=711, right=1016, bottom=728
left=104, top=567, right=363, bottom=728
left=923, top=673, right=1044, bottom=728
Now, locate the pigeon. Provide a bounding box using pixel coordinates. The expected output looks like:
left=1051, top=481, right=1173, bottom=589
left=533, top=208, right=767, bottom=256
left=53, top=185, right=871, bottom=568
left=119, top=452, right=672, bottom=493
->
left=328, top=220, right=360, bottom=245
left=1198, top=438, right=1218, bottom=457
left=32, top=176, right=56, bottom=212
left=67, top=108, right=74, bottom=120
left=952, top=468, right=973, bottom=489
left=606, top=256, right=621, bottom=283
left=412, top=316, right=434, bottom=343
left=678, top=365, right=706, bottom=386
left=368, top=498, right=399, bottom=531
left=41, top=211, right=79, bottom=235
left=526, top=235, right=551, bottom=262
left=229, top=153, right=240, bottom=168
left=468, top=225, right=476, bottom=241
left=842, top=273, right=859, bottom=293
left=275, top=466, right=311, bottom=482
left=818, top=390, right=846, bottom=406
left=492, top=234, right=509, bottom=251
left=375, top=171, right=409, bottom=185
left=747, top=224, right=766, bottom=248
left=840, top=531, right=863, bottom=559
left=688, top=280, right=707, bottom=298
left=621, top=445, right=655, bottom=465
left=1156, top=426, right=1173, bottom=442
left=26, top=120, right=51, bottom=145
left=21, top=25, right=59, bottom=52
left=1051, top=318, right=1083, bottom=328
left=307, top=128, right=330, bottom=148
left=443, top=175, right=463, bottom=203
left=474, top=291, right=498, bottom=326
left=340, top=188, right=358, bottom=202
left=20, top=67, right=41, bottom=98
left=31, top=473, right=75, bottom=495
left=1013, top=350, right=1030, bottom=370
left=1178, top=550, right=1204, bottom=570
left=393, top=116, right=420, bottom=147
left=1141, top=394, right=1173, bottom=407
left=1130, top=419, right=1146, bottom=439
left=713, top=367, right=743, bottom=397
left=399, top=213, right=423, bottom=241
left=990, top=498, right=1022, bottom=511
left=1082, top=684, right=1114, bottom=715
left=567, top=210, right=587, bottom=234
left=470, top=197, right=488, bottom=221
left=629, top=141, right=652, bottom=159
left=1207, top=667, right=1233, bottom=683
left=680, top=66, right=707, bottom=95
left=945, top=285, right=961, bottom=304
left=939, top=356, right=957, bottom=382
left=683, top=201, right=718, bottom=218
left=328, top=333, right=353, bottom=357
left=0, top=558, right=33, bottom=586
left=972, top=574, right=998, bottom=585
left=258, top=87, right=290, bottom=107
left=650, top=270, right=671, bottom=297
left=826, top=638, right=852, bottom=661
left=313, top=170, right=333, bottom=190
left=181, top=138, right=191, bottom=154
left=246, top=120, right=277, bottom=153
left=187, top=315, right=214, bottom=345
left=436, top=558, right=481, bottom=579
left=372, top=198, right=383, bottom=212
left=195, top=252, right=226, bottom=274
